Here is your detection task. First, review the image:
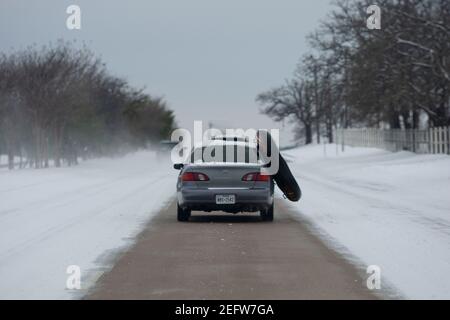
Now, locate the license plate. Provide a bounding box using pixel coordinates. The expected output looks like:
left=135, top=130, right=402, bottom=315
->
left=215, top=194, right=235, bottom=204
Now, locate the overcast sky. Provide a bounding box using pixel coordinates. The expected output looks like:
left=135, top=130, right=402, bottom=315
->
left=0, top=0, right=332, bottom=144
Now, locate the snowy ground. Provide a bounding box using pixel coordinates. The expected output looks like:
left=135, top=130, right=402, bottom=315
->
left=283, top=144, right=450, bottom=299
left=0, top=151, right=177, bottom=299
left=1, top=144, right=449, bottom=299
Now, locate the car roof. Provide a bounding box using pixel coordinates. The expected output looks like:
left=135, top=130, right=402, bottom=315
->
left=197, top=140, right=257, bottom=148
left=210, top=135, right=248, bottom=142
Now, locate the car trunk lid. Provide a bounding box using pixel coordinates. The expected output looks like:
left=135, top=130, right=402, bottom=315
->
left=185, top=163, right=262, bottom=189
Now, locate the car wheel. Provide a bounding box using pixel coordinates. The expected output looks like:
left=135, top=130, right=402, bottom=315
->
left=261, top=203, right=274, bottom=222
left=177, top=203, right=191, bottom=221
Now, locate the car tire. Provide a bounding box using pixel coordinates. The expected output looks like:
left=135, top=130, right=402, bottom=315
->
left=261, top=203, right=274, bottom=222
left=177, top=203, right=191, bottom=221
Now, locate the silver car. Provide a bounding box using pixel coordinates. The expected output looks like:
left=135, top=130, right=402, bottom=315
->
left=174, top=139, right=274, bottom=221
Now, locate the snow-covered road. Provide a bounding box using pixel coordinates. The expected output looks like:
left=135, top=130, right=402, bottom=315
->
left=284, top=144, right=450, bottom=299
left=1, top=144, right=449, bottom=299
left=0, top=151, right=177, bottom=299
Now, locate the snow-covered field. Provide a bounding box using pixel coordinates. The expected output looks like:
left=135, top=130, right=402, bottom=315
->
left=0, top=151, right=177, bottom=299
left=283, top=144, right=450, bottom=299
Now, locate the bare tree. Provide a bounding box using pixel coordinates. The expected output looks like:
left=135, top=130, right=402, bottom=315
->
left=0, top=41, right=176, bottom=169
left=257, top=79, right=314, bottom=144
left=257, top=0, right=450, bottom=144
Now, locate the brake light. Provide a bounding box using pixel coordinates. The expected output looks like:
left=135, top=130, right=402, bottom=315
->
left=196, top=173, right=209, bottom=181
left=242, top=173, right=256, bottom=181
left=182, top=172, right=210, bottom=181
left=242, top=172, right=270, bottom=182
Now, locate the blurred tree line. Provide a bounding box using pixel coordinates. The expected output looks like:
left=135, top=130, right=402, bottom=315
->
left=257, top=0, right=450, bottom=144
left=0, top=41, right=175, bottom=169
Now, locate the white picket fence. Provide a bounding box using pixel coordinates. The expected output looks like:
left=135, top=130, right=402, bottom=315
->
left=335, top=127, right=450, bottom=155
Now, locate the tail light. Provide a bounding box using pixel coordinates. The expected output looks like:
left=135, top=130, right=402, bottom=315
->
left=182, top=172, right=210, bottom=181
left=242, top=172, right=270, bottom=182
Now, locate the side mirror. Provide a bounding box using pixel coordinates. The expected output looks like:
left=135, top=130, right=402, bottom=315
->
left=173, top=163, right=184, bottom=170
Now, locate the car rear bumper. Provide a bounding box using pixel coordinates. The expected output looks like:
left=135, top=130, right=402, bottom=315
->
left=178, top=187, right=273, bottom=212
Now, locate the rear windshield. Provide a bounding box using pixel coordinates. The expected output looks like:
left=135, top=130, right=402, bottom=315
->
left=190, top=144, right=259, bottom=164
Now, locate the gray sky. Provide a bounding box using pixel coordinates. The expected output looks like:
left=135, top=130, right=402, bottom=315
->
left=0, top=0, right=332, bottom=144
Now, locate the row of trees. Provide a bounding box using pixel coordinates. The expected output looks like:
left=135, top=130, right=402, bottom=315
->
left=257, top=0, right=450, bottom=144
left=0, top=41, right=175, bottom=169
